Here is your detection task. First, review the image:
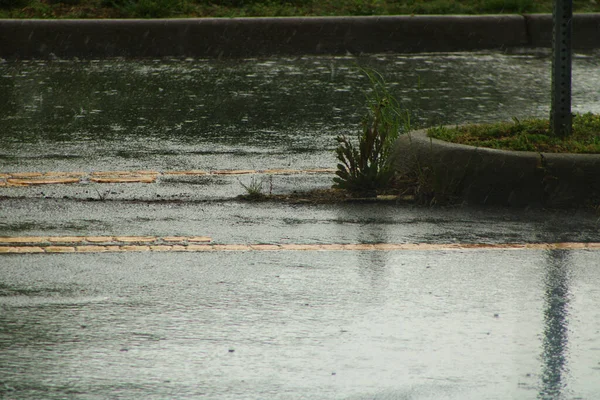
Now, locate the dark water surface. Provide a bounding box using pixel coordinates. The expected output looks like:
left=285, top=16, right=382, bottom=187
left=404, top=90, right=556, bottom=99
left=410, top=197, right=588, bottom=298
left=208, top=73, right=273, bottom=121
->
left=1, top=52, right=599, bottom=172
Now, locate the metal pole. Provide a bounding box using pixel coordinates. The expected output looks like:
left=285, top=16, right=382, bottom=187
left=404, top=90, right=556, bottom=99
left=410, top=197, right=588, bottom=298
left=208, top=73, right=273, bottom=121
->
left=550, top=0, right=573, bottom=138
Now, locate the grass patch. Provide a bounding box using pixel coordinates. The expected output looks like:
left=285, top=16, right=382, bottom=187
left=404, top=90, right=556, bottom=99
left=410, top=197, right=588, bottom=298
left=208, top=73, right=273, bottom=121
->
left=238, top=175, right=273, bottom=200
left=428, top=113, right=600, bottom=154
left=1, top=0, right=599, bottom=19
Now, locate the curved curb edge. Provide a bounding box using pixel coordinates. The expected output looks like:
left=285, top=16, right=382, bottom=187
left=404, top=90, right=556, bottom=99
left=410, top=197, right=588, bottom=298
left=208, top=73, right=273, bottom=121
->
left=391, top=129, right=600, bottom=207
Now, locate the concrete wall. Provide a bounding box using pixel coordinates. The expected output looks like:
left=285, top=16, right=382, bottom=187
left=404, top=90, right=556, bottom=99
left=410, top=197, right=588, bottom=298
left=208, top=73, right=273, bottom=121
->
left=0, top=14, right=599, bottom=59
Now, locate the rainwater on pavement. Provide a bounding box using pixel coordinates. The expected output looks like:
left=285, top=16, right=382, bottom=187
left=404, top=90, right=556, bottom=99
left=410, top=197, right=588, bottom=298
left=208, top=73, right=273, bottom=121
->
left=1, top=51, right=600, bottom=399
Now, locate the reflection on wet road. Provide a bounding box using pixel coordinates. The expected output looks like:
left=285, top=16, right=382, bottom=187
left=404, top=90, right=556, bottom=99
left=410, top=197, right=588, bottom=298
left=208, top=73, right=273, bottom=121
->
left=540, top=250, right=571, bottom=400
left=2, top=250, right=600, bottom=399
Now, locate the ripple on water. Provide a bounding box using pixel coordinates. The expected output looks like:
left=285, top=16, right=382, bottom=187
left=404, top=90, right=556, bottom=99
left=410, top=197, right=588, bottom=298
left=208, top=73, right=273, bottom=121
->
left=0, top=52, right=599, bottom=171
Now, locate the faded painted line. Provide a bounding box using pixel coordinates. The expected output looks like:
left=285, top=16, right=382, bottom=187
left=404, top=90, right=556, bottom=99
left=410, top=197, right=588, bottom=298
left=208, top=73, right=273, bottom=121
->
left=0, top=236, right=212, bottom=245
left=1, top=239, right=600, bottom=254
left=0, top=169, right=336, bottom=187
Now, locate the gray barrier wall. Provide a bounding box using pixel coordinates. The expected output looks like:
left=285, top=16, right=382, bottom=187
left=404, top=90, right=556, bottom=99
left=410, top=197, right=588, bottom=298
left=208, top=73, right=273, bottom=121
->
left=0, top=14, right=599, bottom=59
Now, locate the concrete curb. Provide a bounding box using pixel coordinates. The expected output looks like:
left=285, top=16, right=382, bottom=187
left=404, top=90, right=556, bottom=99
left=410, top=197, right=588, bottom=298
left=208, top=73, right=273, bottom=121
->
left=1, top=14, right=599, bottom=59
left=392, top=129, right=600, bottom=207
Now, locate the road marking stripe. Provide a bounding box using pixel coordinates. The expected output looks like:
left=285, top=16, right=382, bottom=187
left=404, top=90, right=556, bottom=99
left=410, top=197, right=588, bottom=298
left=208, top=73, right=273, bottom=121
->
left=0, top=236, right=213, bottom=244
left=47, top=236, right=87, bottom=243
left=45, top=246, right=76, bottom=253
left=7, top=178, right=82, bottom=185
left=1, top=239, right=600, bottom=254
left=0, top=169, right=336, bottom=186
left=114, top=236, right=158, bottom=243
left=89, top=177, right=157, bottom=183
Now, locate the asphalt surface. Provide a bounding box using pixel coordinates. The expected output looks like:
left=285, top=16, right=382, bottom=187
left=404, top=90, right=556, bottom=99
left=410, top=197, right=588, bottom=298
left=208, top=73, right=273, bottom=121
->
left=2, top=246, right=600, bottom=399
left=2, top=178, right=600, bottom=399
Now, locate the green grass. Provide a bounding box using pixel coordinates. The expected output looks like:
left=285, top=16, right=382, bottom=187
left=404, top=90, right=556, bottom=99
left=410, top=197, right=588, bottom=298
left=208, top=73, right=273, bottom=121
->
left=1, top=0, right=599, bottom=19
left=427, top=113, right=600, bottom=154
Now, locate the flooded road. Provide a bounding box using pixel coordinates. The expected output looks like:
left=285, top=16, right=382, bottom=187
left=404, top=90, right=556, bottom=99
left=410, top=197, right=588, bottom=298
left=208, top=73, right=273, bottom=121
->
left=2, top=249, right=600, bottom=399
left=1, top=52, right=600, bottom=172
left=2, top=52, right=600, bottom=399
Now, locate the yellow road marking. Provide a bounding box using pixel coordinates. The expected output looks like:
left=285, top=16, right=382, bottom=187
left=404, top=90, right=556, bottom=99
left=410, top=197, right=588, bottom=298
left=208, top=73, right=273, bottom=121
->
left=47, top=236, right=87, bottom=243
left=120, top=245, right=150, bottom=252
left=0, top=236, right=49, bottom=244
left=0, top=236, right=212, bottom=245
left=162, top=236, right=189, bottom=242
left=0, top=169, right=336, bottom=187
left=150, top=245, right=173, bottom=252
left=90, top=177, right=157, bottom=183
left=45, top=246, right=76, bottom=253
left=0, top=246, right=44, bottom=253
left=8, top=172, right=44, bottom=178
left=211, top=170, right=255, bottom=175
left=90, top=171, right=158, bottom=176
left=76, top=246, right=108, bottom=253
left=7, top=178, right=81, bottom=185
left=85, top=236, right=115, bottom=243
left=114, top=236, right=157, bottom=243
left=167, top=170, right=209, bottom=176
left=188, top=236, right=212, bottom=243
left=1, top=236, right=600, bottom=254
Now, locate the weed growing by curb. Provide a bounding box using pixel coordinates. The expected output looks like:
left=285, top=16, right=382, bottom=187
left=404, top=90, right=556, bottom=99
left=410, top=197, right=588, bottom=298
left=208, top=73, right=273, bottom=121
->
left=333, top=69, right=411, bottom=193
left=238, top=175, right=273, bottom=199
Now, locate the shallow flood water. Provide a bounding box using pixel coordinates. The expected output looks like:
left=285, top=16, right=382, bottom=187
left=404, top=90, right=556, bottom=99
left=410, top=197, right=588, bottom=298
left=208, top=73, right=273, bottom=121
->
left=2, top=52, right=600, bottom=399
left=2, top=249, right=600, bottom=399
left=1, top=52, right=600, bottom=172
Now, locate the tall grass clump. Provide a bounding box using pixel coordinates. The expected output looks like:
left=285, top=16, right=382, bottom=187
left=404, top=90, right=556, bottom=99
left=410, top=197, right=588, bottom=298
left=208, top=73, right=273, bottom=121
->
left=333, top=70, right=411, bottom=192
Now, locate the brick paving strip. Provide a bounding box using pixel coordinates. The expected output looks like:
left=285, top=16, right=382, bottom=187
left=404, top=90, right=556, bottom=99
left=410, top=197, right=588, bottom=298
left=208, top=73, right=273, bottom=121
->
left=0, top=236, right=599, bottom=254
left=0, top=169, right=335, bottom=187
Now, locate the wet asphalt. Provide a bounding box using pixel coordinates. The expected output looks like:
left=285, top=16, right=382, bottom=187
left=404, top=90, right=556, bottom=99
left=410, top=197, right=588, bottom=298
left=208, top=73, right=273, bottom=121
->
left=2, top=53, right=600, bottom=399
left=2, top=245, right=600, bottom=399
